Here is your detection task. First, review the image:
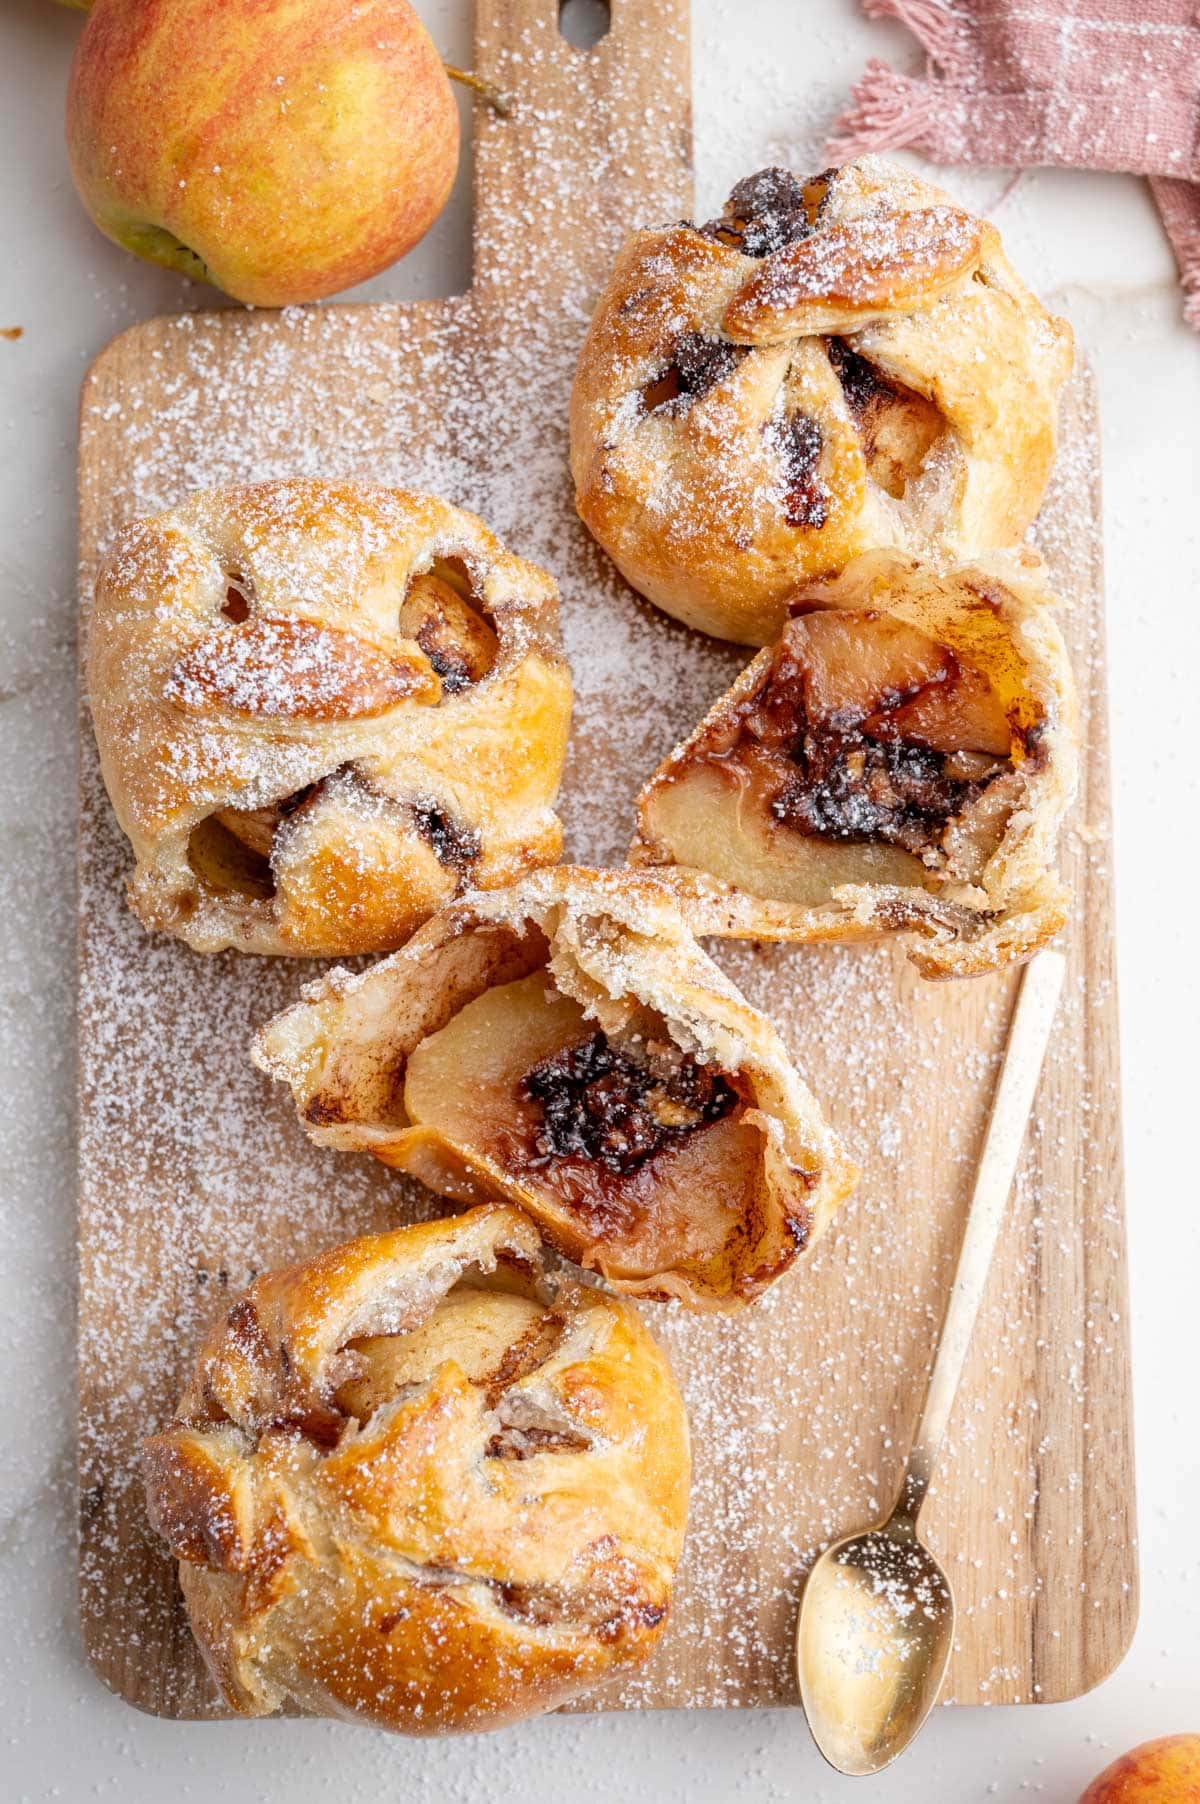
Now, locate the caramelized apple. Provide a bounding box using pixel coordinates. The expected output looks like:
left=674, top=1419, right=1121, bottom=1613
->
left=865, top=663, right=1012, bottom=756
left=186, top=812, right=276, bottom=900
left=213, top=803, right=279, bottom=860
left=399, top=569, right=498, bottom=694
left=640, top=761, right=926, bottom=903
left=826, top=339, right=942, bottom=500
left=728, top=607, right=1019, bottom=865
left=403, top=975, right=583, bottom=1148
left=334, top=1288, right=548, bottom=1420
left=215, top=782, right=318, bottom=866
left=777, top=610, right=953, bottom=725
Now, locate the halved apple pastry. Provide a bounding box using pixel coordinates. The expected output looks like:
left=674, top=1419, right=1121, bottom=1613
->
left=87, top=479, right=571, bottom=954
left=570, top=156, right=1073, bottom=644
left=631, top=550, right=1079, bottom=978
left=253, top=867, right=858, bottom=1308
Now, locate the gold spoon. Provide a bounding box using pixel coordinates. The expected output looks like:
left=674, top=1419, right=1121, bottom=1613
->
left=796, top=949, right=1067, bottom=1777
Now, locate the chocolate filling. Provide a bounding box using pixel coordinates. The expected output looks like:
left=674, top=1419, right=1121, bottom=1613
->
left=699, top=165, right=835, bottom=256
left=826, top=338, right=892, bottom=419
left=772, top=732, right=994, bottom=855
left=723, top=612, right=1025, bottom=867
left=520, top=1032, right=736, bottom=1177
left=641, top=330, right=748, bottom=415
left=768, top=411, right=829, bottom=528
left=412, top=800, right=481, bottom=873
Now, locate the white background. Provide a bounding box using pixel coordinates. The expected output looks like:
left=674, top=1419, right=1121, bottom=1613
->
left=3, top=1, right=1199, bottom=1798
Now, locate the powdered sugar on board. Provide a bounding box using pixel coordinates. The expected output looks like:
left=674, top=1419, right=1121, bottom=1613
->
left=76, top=3, right=1132, bottom=1720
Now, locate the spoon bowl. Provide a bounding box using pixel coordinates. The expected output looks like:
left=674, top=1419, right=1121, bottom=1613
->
left=797, top=1512, right=954, bottom=1777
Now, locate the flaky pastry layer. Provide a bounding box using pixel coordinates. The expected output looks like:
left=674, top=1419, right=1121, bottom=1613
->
left=143, top=1206, right=689, bottom=1734
left=88, top=479, right=572, bottom=955
left=570, top=157, right=1073, bottom=644
left=253, top=866, right=858, bottom=1308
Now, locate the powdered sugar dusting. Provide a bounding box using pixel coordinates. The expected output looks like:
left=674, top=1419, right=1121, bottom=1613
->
left=742, top=203, right=980, bottom=308
left=76, top=8, right=1131, bottom=1724
left=163, top=614, right=426, bottom=718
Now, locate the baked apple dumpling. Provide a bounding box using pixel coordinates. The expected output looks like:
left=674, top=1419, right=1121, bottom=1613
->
left=570, top=156, right=1073, bottom=644
left=631, top=550, right=1078, bottom=979
left=87, top=479, right=572, bottom=955
left=253, top=867, right=859, bottom=1308
left=143, top=1206, right=690, bottom=1734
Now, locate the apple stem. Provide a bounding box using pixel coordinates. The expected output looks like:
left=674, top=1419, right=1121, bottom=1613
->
left=444, top=65, right=513, bottom=118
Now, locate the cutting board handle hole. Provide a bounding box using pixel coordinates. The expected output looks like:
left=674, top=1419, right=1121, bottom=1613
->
left=559, top=0, right=610, bottom=49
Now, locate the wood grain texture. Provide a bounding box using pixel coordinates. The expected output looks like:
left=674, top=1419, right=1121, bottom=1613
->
left=76, top=0, right=1136, bottom=1720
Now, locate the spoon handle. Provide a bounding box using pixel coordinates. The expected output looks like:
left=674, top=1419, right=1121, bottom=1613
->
left=901, top=950, right=1067, bottom=1519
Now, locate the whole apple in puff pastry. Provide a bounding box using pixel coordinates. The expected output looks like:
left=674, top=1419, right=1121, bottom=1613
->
left=570, top=156, right=1073, bottom=645
left=143, top=1206, right=690, bottom=1734
left=87, top=479, right=572, bottom=955
left=253, top=867, right=859, bottom=1309
left=630, top=548, right=1079, bottom=979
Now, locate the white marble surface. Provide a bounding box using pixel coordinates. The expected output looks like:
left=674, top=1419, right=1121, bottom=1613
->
left=3, top=1, right=1199, bottom=1798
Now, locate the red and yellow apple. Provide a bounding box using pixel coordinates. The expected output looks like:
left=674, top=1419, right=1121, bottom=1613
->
left=65, top=0, right=459, bottom=306
left=1079, top=1734, right=1200, bottom=1803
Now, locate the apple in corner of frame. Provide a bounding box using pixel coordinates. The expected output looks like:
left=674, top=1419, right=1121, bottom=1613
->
left=1078, top=1734, right=1200, bottom=1802
left=64, top=0, right=462, bottom=307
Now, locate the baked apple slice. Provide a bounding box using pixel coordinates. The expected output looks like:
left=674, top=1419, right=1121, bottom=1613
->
left=253, top=867, right=858, bottom=1309
left=631, top=549, right=1078, bottom=978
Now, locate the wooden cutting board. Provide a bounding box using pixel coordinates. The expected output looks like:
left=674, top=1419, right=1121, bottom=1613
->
left=76, top=0, right=1136, bottom=1718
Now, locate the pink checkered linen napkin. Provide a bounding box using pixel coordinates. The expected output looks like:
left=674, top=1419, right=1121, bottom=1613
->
left=828, top=0, right=1200, bottom=328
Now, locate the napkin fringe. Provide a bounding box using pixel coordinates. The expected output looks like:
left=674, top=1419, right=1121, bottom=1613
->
left=826, top=60, right=943, bottom=163
left=860, top=0, right=974, bottom=80
left=831, top=0, right=1200, bottom=331
left=1151, top=178, right=1200, bottom=329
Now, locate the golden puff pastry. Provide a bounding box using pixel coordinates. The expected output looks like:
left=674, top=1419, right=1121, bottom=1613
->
left=143, top=1206, right=689, bottom=1735
left=570, top=156, right=1073, bottom=645
left=630, top=549, right=1079, bottom=980
left=87, top=479, right=572, bottom=955
left=252, top=866, right=858, bottom=1309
